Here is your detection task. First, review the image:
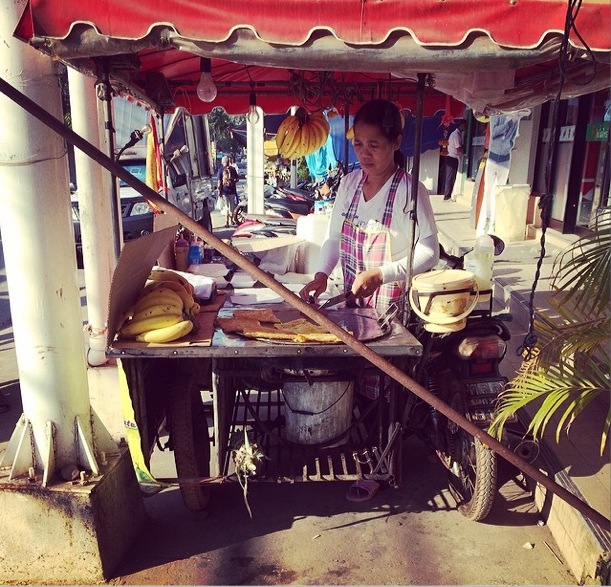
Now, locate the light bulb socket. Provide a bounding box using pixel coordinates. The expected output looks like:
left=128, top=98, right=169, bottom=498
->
left=200, top=57, right=212, bottom=74
left=249, top=92, right=257, bottom=107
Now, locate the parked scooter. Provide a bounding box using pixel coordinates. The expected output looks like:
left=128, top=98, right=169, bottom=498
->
left=232, top=165, right=343, bottom=225
left=232, top=214, right=297, bottom=239
left=403, top=237, right=534, bottom=521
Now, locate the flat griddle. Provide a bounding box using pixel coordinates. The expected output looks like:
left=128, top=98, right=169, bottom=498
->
left=239, top=307, right=389, bottom=345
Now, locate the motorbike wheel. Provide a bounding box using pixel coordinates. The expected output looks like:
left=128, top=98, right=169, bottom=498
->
left=167, top=371, right=212, bottom=511
left=233, top=203, right=246, bottom=226
left=442, top=391, right=497, bottom=522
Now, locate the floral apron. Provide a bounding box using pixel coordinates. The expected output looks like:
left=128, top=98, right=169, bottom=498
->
left=340, top=169, right=405, bottom=398
left=340, top=169, right=405, bottom=316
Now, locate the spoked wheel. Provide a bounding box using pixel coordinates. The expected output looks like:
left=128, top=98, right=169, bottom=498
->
left=167, top=371, right=212, bottom=511
left=232, top=202, right=246, bottom=226
left=442, top=391, right=497, bottom=521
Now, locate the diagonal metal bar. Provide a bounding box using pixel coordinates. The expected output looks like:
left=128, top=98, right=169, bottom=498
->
left=1, top=74, right=608, bottom=531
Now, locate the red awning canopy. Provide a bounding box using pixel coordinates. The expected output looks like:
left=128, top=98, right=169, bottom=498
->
left=14, top=0, right=611, bottom=116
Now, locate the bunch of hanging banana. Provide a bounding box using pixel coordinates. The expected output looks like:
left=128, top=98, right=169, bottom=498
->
left=118, top=269, right=200, bottom=343
left=275, top=109, right=330, bottom=160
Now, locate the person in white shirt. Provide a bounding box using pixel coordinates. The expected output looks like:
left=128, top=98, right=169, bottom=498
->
left=443, top=119, right=467, bottom=201
left=299, top=99, right=439, bottom=316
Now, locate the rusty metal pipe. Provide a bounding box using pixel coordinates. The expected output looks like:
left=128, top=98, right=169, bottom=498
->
left=2, top=75, right=608, bottom=532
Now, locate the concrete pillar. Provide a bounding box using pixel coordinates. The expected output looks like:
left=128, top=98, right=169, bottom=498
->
left=246, top=104, right=265, bottom=214
left=0, top=0, right=146, bottom=581
left=68, top=67, right=116, bottom=368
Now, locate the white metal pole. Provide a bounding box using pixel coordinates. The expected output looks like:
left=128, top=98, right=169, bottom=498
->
left=0, top=3, right=106, bottom=482
left=246, top=105, right=265, bottom=214
left=68, top=68, right=116, bottom=367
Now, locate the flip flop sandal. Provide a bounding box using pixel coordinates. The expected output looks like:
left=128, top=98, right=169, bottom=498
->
left=346, top=479, right=380, bottom=502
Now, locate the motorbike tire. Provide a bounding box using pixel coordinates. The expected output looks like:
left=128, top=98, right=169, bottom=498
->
left=167, top=370, right=212, bottom=512
left=233, top=203, right=247, bottom=226
left=443, top=391, right=497, bottom=522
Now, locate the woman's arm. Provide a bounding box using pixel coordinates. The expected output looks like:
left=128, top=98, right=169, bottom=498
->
left=378, top=232, right=439, bottom=283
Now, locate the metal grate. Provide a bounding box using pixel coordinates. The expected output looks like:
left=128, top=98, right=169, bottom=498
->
left=222, top=386, right=398, bottom=485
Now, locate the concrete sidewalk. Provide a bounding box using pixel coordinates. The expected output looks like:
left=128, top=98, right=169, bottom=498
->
left=430, top=192, right=610, bottom=584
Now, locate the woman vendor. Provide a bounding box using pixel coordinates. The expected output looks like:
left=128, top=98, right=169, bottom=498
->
left=299, top=99, right=439, bottom=315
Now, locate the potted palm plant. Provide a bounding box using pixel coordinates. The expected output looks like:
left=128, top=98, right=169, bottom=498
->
left=490, top=209, right=610, bottom=456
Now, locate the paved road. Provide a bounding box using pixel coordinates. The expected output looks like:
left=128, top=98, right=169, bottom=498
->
left=0, top=226, right=577, bottom=586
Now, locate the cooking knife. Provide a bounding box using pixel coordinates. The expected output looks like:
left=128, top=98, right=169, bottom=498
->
left=317, top=291, right=354, bottom=310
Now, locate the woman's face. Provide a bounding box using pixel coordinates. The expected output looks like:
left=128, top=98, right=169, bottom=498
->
left=352, top=121, right=400, bottom=177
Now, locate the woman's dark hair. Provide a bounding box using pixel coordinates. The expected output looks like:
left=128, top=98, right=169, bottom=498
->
left=353, top=99, right=405, bottom=167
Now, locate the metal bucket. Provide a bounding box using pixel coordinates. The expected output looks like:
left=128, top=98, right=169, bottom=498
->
left=282, top=379, right=354, bottom=446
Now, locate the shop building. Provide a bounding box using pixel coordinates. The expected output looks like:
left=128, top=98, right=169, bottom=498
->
left=455, top=87, right=610, bottom=240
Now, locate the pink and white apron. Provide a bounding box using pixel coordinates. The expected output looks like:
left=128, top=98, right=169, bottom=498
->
left=340, top=169, right=406, bottom=398
left=340, top=169, right=405, bottom=316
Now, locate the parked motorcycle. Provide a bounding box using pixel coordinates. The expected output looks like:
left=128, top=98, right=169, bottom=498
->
left=232, top=165, right=343, bottom=225
left=403, top=237, right=529, bottom=521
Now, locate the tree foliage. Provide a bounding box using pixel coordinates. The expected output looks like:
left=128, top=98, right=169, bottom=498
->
left=490, top=211, right=611, bottom=455
left=207, top=108, right=245, bottom=156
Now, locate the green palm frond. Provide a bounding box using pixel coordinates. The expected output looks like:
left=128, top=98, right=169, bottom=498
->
left=551, top=212, right=611, bottom=316
left=490, top=352, right=610, bottom=455
left=490, top=209, right=610, bottom=456
left=532, top=315, right=610, bottom=367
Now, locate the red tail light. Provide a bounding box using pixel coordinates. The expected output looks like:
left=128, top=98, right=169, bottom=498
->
left=470, top=361, right=495, bottom=375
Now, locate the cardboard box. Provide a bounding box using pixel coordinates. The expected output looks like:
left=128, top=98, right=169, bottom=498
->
left=105, top=225, right=224, bottom=352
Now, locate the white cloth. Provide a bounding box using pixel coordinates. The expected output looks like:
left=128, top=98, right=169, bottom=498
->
left=477, top=157, right=511, bottom=236
left=317, top=169, right=439, bottom=283
left=447, top=128, right=464, bottom=159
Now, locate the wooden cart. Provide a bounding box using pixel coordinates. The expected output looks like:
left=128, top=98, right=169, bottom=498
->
left=108, top=296, right=422, bottom=511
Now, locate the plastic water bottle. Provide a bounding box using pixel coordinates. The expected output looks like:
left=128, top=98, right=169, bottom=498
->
left=188, top=240, right=203, bottom=266
left=464, top=234, right=494, bottom=301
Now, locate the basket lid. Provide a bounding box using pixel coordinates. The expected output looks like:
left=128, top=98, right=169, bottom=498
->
left=411, top=269, right=475, bottom=293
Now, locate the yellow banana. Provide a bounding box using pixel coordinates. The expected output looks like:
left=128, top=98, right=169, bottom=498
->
left=305, top=122, right=319, bottom=156
left=173, top=288, right=196, bottom=311
left=311, top=110, right=330, bottom=129
left=295, top=124, right=310, bottom=158
left=136, top=319, right=194, bottom=343
left=148, top=269, right=194, bottom=294
left=131, top=303, right=185, bottom=323
left=275, top=115, right=298, bottom=151
left=142, top=280, right=190, bottom=296
left=133, top=290, right=183, bottom=313
left=310, top=112, right=331, bottom=134
left=283, top=126, right=303, bottom=159
left=308, top=116, right=330, bottom=148
left=143, top=282, right=195, bottom=309
left=279, top=118, right=302, bottom=158
left=304, top=121, right=323, bottom=156
left=120, top=314, right=183, bottom=338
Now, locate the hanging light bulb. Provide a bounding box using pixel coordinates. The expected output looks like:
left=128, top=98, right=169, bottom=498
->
left=197, top=57, right=217, bottom=103
left=247, top=92, right=260, bottom=124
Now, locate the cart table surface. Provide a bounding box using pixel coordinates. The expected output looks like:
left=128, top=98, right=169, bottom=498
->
left=107, top=298, right=422, bottom=360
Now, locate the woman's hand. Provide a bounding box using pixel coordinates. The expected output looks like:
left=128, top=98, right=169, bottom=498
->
left=299, top=272, right=328, bottom=302
left=351, top=268, right=383, bottom=298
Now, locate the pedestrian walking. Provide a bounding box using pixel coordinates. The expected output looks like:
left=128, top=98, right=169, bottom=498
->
left=443, top=119, right=467, bottom=201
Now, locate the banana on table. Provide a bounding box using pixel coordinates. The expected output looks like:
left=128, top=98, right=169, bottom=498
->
left=117, top=269, right=199, bottom=344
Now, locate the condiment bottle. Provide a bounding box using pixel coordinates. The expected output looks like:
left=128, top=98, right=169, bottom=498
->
left=464, top=234, right=494, bottom=301
left=174, top=233, right=190, bottom=271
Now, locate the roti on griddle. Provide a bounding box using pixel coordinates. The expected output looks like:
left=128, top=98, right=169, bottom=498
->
left=232, top=309, right=280, bottom=323
left=241, top=326, right=300, bottom=341
left=220, top=309, right=349, bottom=343
left=216, top=317, right=262, bottom=334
